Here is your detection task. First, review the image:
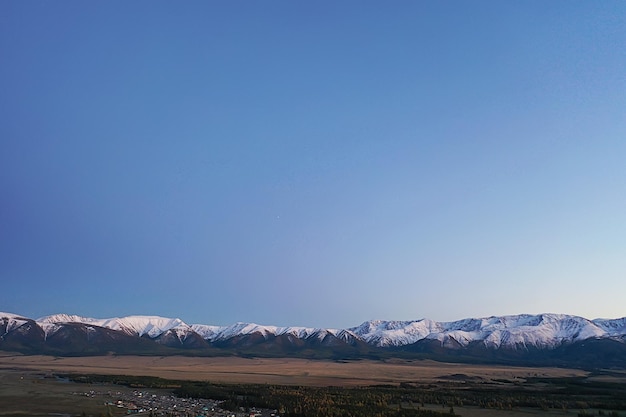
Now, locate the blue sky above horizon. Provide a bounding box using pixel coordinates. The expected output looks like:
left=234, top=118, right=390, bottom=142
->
left=2, top=1, right=626, bottom=328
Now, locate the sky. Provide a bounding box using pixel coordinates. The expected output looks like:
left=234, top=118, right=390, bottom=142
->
left=1, top=1, right=626, bottom=329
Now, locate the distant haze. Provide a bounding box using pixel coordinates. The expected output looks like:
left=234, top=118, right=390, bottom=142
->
left=1, top=2, right=625, bottom=328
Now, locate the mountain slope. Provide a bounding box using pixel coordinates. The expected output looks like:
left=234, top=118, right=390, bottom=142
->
left=1, top=312, right=625, bottom=367
left=349, top=314, right=611, bottom=349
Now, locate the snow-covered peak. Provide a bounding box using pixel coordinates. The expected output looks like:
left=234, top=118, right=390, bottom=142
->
left=593, top=317, right=626, bottom=336
left=189, top=322, right=333, bottom=342
left=10, top=312, right=626, bottom=351
left=0, top=312, right=27, bottom=320
left=0, top=313, right=30, bottom=335
left=37, top=314, right=98, bottom=324
left=350, top=319, right=443, bottom=346
left=190, top=324, right=225, bottom=340
left=348, top=314, right=611, bottom=349
left=35, top=314, right=192, bottom=338
left=99, top=316, right=189, bottom=338
left=203, top=322, right=317, bottom=341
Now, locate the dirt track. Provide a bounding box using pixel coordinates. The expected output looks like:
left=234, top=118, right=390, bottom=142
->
left=0, top=353, right=587, bottom=386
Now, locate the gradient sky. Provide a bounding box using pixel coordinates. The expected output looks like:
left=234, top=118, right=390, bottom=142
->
left=2, top=1, right=626, bottom=328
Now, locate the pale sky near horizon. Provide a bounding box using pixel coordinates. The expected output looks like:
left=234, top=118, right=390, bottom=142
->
left=1, top=1, right=626, bottom=328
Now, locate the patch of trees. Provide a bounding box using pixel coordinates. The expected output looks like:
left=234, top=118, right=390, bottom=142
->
left=173, top=379, right=626, bottom=416
left=172, top=383, right=461, bottom=417
left=64, top=373, right=181, bottom=389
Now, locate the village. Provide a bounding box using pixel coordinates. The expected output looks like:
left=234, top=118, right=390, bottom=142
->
left=73, top=388, right=277, bottom=417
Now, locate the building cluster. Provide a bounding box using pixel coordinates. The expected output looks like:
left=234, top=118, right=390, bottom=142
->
left=74, top=388, right=276, bottom=417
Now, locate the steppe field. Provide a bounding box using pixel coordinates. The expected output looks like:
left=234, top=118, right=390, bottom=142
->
left=2, top=352, right=626, bottom=417
left=0, top=352, right=587, bottom=386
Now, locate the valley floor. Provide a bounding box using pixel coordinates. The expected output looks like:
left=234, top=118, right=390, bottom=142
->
left=0, top=352, right=589, bottom=386
left=2, top=353, right=626, bottom=417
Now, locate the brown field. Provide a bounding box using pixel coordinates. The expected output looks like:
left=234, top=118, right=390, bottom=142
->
left=0, top=352, right=587, bottom=386
left=2, top=353, right=625, bottom=417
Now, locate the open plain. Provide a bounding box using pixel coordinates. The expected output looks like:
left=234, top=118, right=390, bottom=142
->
left=0, top=352, right=588, bottom=386
left=2, top=352, right=626, bottom=417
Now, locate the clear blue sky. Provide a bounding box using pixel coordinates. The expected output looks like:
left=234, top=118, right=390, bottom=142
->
left=1, top=1, right=625, bottom=328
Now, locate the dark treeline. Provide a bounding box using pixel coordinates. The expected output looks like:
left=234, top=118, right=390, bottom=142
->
left=174, top=382, right=451, bottom=417
left=66, top=374, right=626, bottom=417
left=173, top=379, right=626, bottom=417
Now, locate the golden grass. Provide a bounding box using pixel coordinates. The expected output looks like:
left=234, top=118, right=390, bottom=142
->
left=0, top=353, right=588, bottom=386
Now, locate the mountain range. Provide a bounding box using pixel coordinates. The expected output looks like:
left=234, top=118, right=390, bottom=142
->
left=2, top=312, right=626, bottom=369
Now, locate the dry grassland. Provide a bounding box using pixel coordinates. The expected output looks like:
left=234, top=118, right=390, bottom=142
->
left=0, top=353, right=587, bottom=386
left=0, top=369, right=132, bottom=417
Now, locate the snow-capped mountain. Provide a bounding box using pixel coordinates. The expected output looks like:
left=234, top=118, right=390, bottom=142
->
left=38, top=314, right=189, bottom=337
left=2, top=312, right=626, bottom=368
left=349, top=314, right=612, bottom=349
left=0, top=312, right=30, bottom=335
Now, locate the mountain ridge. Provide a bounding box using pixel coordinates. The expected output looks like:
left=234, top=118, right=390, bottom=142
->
left=2, top=311, right=625, bottom=368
